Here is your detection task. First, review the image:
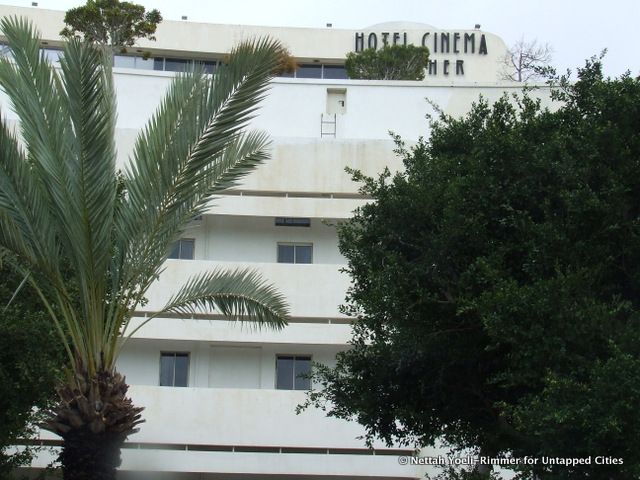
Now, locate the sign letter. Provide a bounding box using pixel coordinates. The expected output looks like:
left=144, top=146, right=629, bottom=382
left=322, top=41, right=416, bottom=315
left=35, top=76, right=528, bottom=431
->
left=368, top=32, right=378, bottom=49
left=479, top=34, right=488, bottom=54
left=464, top=33, right=475, bottom=53
left=453, top=33, right=460, bottom=53
left=355, top=32, right=364, bottom=52
left=441, top=32, right=450, bottom=53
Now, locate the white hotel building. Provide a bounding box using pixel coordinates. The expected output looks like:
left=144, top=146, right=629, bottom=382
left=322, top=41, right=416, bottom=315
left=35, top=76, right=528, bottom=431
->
left=0, top=5, right=552, bottom=479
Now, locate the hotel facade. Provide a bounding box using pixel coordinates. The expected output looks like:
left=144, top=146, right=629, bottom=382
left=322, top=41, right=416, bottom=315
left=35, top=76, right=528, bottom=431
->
left=0, top=5, right=552, bottom=479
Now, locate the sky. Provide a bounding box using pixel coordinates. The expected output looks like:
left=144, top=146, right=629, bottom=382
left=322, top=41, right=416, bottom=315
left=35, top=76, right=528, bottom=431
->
left=3, top=0, right=638, bottom=78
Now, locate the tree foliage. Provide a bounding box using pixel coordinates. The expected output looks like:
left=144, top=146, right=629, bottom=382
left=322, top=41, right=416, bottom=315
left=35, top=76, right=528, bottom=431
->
left=305, top=59, right=640, bottom=479
left=0, top=260, right=63, bottom=476
left=501, top=38, right=553, bottom=82
left=60, top=0, right=162, bottom=54
left=345, top=44, right=430, bottom=80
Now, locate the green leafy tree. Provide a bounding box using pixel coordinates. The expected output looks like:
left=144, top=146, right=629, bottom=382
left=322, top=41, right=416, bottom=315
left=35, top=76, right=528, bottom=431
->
left=0, top=259, right=64, bottom=477
left=304, top=59, right=640, bottom=480
left=345, top=44, right=430, bottom=80
left=0, top=17, right=289, bottom=480
left=60, top=0, right=162, bottom=55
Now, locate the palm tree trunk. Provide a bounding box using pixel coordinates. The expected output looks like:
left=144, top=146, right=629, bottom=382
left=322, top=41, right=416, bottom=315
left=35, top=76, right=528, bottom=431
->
left=58, top=428, right=125, bottom=480
left=44, top=369, right=144, bottom=480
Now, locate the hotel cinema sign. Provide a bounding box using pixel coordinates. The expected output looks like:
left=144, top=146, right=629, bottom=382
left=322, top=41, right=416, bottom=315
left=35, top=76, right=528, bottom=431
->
left=354, top=30, right=488, bottom=76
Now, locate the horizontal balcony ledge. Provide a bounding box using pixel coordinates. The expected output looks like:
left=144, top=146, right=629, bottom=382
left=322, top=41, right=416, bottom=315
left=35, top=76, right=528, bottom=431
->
left=144, top=260, right=350, bottom=319
left=124, top=315, right=353, bottom=345
left=216, top=188, right=371, bottom=201
left=133, top=311, right=351, bottom=325
left=18, top=438, right=413, bottom=457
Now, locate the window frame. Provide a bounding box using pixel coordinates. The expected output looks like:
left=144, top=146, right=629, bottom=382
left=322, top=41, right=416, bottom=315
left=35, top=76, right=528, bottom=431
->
left=275, top=354, right=312, bottom=390
left=168, top=238, right=195, bottom=260
left=159, top=351, right=190, bottom=387
left=277, top=242, right=313, bottom=264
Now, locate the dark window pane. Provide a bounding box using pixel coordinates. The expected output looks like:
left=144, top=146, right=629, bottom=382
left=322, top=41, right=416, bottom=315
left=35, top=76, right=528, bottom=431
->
left=277, top=244, right=295, bottom=263
left=174, top=354, right=189, bottom=387
left=180, top=239, right=195, bottom=259
left=294, top=357, right=311, bottom=390
left=202, top=61, right=216, bottom=74
left=278, top=70, right=294, bottom=78
left=323, top=65, right=348, bottom=79
left=295, top=245, right=313, bottom=264
left=159, top=354, right=174, bottom=386
left=275, top=217, right=310, bottom=227
left=296, top=64, right=322, bottom=79
left=168, top=242, right=180, bottom=259
left=276, top=356, right=294, bottom=389
left=165, top=58, right=190, bottom=72
left=153, top=57, right=165, bottom=71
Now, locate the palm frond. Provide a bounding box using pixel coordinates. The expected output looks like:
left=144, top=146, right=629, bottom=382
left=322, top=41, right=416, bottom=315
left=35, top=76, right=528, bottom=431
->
left=116, top=39, right=284, bottom=313
left=0, top=121, right=46, bottom=266
left=121, top=38, right=282, bottom=236
left=0, top=19, right=290, bottom=378
left=205, top=130, right=271, bottom=194
left=155, top=268, right=289, bottom=328
left=58, top=38, right=117, bottom=282
left=57, top=38, right=118, bottom=372
left=0, top=17, right=119, bottom=375
left=0, top=20, right=64, bottom=275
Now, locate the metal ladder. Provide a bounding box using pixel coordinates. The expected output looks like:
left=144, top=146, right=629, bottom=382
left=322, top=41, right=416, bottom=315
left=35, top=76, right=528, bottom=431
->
left=320, top=113, right=337, bottom=138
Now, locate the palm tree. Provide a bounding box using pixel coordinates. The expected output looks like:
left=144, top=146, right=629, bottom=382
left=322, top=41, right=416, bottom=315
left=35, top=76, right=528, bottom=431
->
left=0, top=17, right=289, bottom=480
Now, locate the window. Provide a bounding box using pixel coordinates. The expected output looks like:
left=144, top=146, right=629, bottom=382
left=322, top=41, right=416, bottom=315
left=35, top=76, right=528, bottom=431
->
left=199, top=60, right=217, bottom=74
left=168, top=238, right=195, bottom=259
left=42, top=48, right=62, bottom=64
left=277, top=243, right=312, bottom=264
left=275, top=217, right=311, bottom=227
left=152, top=57, right=218, bottom=74
left=275, top=63, right=347, bottom=79
left=164, top=57, right=191, bottom=72
left=114, top=54, right=154, bottom=70
left=296, top=64, right=322, bottom=78
left=159, top=352, right=189, bottom=387
left=276, top=355, right=311, bottom=390
left=114, top=55, right=136, bottom=69
left=323, top=65, right=348, bottom=79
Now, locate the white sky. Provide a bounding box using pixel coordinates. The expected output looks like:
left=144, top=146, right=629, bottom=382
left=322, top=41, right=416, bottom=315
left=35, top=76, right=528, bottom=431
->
left=3, top=0, right=638, bottom=77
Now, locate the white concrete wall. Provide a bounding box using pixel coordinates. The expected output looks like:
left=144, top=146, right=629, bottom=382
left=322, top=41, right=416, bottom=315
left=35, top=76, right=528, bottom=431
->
left=140, top=260, right=350, bottom=320
left=104, top=71, right=553, bottom=145
left=29, top=446, right=429, bottom=479
left=206, top=194, right=368, bottom=220
left=117, top=338, right=342, bottom=390
left=126, top=385, right=384, bottom=448
left=0, top=63, right=554, bottom=201
left=190, top=215, right=344, bottom=264
left=125, top=316, right=352, bottom=345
